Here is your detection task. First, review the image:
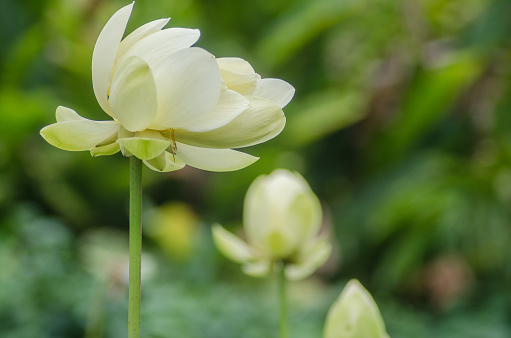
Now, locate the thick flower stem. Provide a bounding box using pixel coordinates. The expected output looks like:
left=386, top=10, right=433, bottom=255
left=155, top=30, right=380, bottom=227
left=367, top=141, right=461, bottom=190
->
left=128, top=156, right=143, bottom=338
left=279, top=262, right=288, bottom=338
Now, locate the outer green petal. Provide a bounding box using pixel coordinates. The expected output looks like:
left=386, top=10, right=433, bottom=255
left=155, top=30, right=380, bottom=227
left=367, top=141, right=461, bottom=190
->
left=92, top=3, right=134, bottom=116
left=117, top=130, right=170, bottom=160
left=40, top=120, right=120, bottom=151
left=285, top=240, right=331, bottom=281
left=174, top=97, right=285, bottom=149
left=109, top=56, right=157, bottom=132
left=144, top=151, right=185, bottom=172
left=212, top=224, right=258, bottom=264
left=324, top=280, right=390, bottom=338
left=241, top=260, right=272, bottom=278
left=253, top=78, right=295, bottom=108
left=116, top=18, right=170, bottom=58
left=180, top=88, right=249, bottom=132
left=90, top=142, right=120, bottom=157
left=56, top=106, right=85, bottom=122
left=174, top=142, right=258, bottom=172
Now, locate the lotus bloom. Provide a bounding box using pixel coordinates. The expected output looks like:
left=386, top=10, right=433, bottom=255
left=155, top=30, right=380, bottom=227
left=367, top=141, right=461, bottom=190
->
left=324, top=279, right=390, bottom=338
left=40, top=3, right=294, bottom=172
left=212, top=169, right=331, bottom=280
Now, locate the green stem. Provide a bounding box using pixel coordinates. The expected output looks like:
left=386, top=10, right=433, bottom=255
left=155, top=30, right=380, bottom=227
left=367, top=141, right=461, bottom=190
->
left=279, top=262, right=288, bottom=338
left=128, top=156, right=143, bottom=338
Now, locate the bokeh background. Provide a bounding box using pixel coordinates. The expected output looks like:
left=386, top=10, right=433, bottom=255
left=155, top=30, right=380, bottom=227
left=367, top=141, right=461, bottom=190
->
left=1, top=0, right=511, bottom=337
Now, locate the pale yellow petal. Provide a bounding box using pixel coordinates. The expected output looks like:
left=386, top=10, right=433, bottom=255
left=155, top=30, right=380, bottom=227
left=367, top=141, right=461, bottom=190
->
left=174, top=142, right=258, bottom=172
left=116, top=18, right=170, bottom=58
left=118, top=28, right=200, bottom=69
left=92, top=3, right=134, bottom=116
left=253, top=78, right=295, bottom=108
left=150, top=48, right=222, bottom=129
left=109, top=56, right=157, bottom=132
left=217, top=57, right=256, bottom=75
left=180, top=88, right=249, bottom=132
left=174, top=97, right=285, bottom=149
left=216, top=57, right=260, bottom=95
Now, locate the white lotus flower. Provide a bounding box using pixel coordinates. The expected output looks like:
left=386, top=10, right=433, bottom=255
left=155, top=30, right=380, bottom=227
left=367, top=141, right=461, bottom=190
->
left=212, top=169, right=331, bottom=280
left=40, top=3, right=294, bottom=172
left=324, top=279, right=390, bottom=338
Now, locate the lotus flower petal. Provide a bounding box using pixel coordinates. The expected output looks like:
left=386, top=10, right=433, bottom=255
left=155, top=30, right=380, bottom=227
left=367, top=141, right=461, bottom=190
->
left=212, top=224, right=258, bottom=263
left=174, top=142, right=258, bottom=172
left=285, top=240, right=331, bottom=281
left=90, top=142, right=121, bottom=157
left=116, top=18, right=170, bottom=58
left=150, top=47, right=222, bottom=130
left=117, top=130, right=170, bottom=160
left=144, top=151, right=185, bottom=172
left=40, top=119, right=120, bottom=151
left=174, top=97, right=285, bottom=149
left=253, top=78, right=295, bottom=108
left=92, top=2, right=134, bottom=116
left=180, top=88, right=249, bottom=132
left=109, top=56, right=157, bottom=132
left=241, top=260, right=272, bottom=278
left=119, top=28, right=200, bottom=69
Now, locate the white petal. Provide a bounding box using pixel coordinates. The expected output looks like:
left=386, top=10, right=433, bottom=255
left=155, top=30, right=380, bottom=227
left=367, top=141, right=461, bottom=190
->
left=56, top=106, right=84, bottom=122
left=92, top=3, right=134, bottom=116
left=109, top=56, right=157, bottom=132
left=117, top=28, right=200, bottom=69
left=217, top=57, right=260, bottom=95
left=174, top=96, right=285, bottom=149
left=40, top=120, right=120, bottom=151
left=144, top=151, right=185, bottom=172
left=117, top=18, right=170, bottom=58
left=217, top=57, right=256, bottom=75
left=174, top=142, right=258, bottom=172
left=117, top=130, right=171, bottom=160
left=180, top=88, right=249, bottom=132
left=212, top=224, right=258, bottom=263
left=253, top=78, right=295, bottom=108
left=150, top=48, right=222, bottom=129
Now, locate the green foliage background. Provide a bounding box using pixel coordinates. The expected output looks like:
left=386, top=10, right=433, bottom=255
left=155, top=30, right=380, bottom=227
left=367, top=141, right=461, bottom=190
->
left=0, top=0, right=510, bottom=337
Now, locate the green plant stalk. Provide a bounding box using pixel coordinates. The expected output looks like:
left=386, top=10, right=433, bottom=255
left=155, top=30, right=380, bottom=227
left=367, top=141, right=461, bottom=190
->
left=128, top=156, right=143, bottom=338
left=279, top=262, right=288, bottom=338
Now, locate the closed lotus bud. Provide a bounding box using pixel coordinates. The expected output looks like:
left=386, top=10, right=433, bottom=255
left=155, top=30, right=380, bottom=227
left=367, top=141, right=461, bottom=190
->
left=213, top=169, right=331, bottom=280
left=324, top=279, right=390, bottom=338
